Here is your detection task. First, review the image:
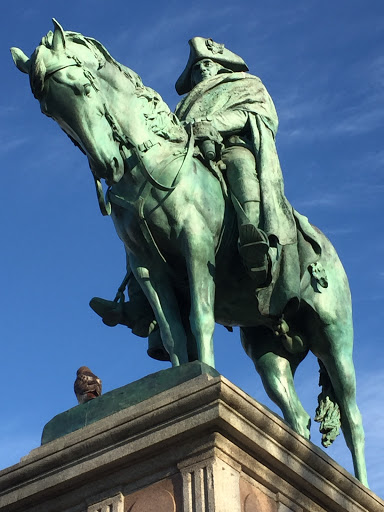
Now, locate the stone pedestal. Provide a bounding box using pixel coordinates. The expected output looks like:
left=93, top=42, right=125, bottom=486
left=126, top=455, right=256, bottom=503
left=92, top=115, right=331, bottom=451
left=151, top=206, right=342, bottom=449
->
left=0, top=363, right=383, bottom=512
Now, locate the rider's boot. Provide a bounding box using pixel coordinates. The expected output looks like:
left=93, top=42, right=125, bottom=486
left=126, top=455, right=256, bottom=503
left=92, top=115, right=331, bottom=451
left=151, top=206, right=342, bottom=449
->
left=89, top=297, right=126, bottom=327
left=222, top=145, right=270, bottom=285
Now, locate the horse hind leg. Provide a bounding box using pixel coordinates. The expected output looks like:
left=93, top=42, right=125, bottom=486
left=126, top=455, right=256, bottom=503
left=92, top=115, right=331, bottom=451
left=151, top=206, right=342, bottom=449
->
left=241, top=326, right=311, bottom=439
left=313, top=322, right=368, bottom=487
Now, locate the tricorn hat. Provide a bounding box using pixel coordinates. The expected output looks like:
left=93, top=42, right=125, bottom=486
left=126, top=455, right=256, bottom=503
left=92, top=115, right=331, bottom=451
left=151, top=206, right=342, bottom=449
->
left=175, top=37, right=249, bottom=95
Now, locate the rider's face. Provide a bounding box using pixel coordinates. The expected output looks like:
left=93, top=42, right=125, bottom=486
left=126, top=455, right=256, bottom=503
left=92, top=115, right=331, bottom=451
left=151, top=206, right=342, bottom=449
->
left=191, top=59, right=221, bottom=86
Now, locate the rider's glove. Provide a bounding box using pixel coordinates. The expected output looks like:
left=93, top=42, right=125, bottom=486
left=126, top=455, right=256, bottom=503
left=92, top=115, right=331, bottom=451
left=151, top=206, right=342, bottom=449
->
left=192, top=119, right=221, bottom=142
left=192, top=119, right=222, bottom=161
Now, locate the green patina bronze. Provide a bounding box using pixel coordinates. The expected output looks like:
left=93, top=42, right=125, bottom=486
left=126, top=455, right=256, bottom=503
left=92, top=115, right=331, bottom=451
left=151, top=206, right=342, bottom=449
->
left=11, top=21, right=368, bottom=486
left=41, top=361, right=219, bottom=444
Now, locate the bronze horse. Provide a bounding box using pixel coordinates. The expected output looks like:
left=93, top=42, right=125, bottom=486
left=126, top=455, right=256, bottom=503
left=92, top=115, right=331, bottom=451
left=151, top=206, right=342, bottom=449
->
left=11, top=20, right=368, bottom=485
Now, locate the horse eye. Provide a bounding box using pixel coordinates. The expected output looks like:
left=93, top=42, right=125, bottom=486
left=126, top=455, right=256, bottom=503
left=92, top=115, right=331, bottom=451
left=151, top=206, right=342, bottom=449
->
left=84, top=84, right=92, bottom=96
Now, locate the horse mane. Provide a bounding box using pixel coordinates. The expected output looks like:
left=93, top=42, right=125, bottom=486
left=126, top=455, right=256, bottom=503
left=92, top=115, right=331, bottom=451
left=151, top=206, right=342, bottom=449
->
left=31, top=30, right=186, bottom=144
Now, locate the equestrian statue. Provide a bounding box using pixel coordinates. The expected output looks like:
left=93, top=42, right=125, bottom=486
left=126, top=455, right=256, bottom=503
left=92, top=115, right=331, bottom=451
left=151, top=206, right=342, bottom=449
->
left=11, top=20, right=368, bottom=486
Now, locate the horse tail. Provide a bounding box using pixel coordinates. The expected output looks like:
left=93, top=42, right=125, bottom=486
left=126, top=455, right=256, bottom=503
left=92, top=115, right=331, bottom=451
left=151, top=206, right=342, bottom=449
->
left=314, top=359, right=341, bottom=447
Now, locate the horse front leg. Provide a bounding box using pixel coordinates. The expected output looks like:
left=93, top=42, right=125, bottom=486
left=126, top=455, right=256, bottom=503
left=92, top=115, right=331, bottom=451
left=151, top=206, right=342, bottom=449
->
left=129, top=254, right=189, bottom=367
left=183, top=231, right=216, bottom=368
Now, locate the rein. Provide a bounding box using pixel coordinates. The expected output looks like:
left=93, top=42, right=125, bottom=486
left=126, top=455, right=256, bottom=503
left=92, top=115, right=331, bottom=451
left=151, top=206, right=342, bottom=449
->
left=106, top=126, right=194, bottom=267
left=43, top=44, right=194, bottom=267
left=95, top=108, right=193, bottom=217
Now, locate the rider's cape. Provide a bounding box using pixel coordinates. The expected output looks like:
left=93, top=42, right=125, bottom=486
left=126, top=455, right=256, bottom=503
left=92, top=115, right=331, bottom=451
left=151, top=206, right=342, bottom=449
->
left=176, top=72, right=297, bottom=245
left=176, top=72, right=324, bottom=316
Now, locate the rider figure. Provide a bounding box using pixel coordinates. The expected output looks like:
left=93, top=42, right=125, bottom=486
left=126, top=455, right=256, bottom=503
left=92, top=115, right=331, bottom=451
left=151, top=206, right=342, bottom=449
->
left=175, top=37, right=296, bottom=284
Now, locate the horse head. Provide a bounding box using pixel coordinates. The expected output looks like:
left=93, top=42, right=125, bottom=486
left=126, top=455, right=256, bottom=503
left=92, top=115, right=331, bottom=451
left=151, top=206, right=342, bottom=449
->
left=11, top=19, right=128, bottom=185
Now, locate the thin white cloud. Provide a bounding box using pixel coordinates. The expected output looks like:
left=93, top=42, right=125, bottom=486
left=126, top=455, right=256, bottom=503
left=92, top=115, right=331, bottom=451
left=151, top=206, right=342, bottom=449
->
left=110, top=5, right=236, bottom=53
left=0, top=136, right=30, bottom=154
left=347, top=149, right=384, bottom=174
left=332, top=105, right=384, bottom=136
left=353, top=294, right=384, bottom=304
left=293, top=192, right=347, bottom=210
left=276, top=48, right=384, bottom=141
left=322, top=226, right=357, bottom=236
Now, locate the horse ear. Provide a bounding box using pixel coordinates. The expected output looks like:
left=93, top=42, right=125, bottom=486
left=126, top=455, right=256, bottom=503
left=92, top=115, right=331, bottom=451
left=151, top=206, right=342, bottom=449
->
left=10, top=47, right=30, bottom=74
left=52, top=18, right=66, bottom=50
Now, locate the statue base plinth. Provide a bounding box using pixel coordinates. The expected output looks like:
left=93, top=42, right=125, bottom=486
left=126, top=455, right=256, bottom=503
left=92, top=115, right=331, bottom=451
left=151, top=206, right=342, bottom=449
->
left=0, top=364, right=382, bottom=512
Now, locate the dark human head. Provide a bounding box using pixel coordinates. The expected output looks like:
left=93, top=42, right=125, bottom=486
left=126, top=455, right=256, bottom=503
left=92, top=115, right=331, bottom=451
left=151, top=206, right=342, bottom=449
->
left=175, top=37, right=248, bottom=95
left=190, top=58, right=224, bottom=87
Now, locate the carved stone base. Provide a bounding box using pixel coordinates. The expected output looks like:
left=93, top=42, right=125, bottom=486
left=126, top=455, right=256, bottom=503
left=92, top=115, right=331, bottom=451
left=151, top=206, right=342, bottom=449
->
left=0, top=366, right=383, bottom=512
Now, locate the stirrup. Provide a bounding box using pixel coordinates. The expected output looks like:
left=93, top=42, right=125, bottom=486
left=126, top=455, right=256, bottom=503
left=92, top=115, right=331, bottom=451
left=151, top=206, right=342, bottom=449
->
left=238, top=224, right=270, bottom=283
left=239, top=224, right=269, bottom=262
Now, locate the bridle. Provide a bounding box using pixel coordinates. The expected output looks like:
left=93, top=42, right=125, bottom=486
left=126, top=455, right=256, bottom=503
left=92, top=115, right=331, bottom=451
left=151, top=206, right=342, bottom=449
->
left=44, top=52, right=193, bottom=217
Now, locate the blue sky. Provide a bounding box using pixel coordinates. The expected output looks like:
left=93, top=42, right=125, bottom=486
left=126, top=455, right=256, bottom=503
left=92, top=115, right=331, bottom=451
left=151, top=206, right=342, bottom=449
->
left=1, top=0, right=384, bottom=498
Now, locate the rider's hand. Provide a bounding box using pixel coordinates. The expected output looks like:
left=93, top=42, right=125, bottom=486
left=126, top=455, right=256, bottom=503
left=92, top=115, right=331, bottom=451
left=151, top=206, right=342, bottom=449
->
left=192, top=119, right=222, bottom=143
